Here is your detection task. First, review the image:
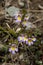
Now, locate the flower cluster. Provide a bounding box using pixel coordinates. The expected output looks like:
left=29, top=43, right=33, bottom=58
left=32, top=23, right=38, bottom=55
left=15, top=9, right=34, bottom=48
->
left=9, top=44, right=18, bottom=54
left=14, top=13, right=30, bottom=24
left=9, top=36, right=36, bottom=54
left=18, top=35, right=36, bottom=46
left=18, top=35, right=28, bottom=43
left=8, top=13, right=36, bottom=55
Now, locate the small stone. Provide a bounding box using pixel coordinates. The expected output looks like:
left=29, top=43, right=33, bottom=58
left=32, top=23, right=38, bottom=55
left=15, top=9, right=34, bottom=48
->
left=19, top=54, right=23, bottom=60
left=41, top=40, right=43, bottom=44
left=18, top=0, right=24, bottom=7
left=35, top=60, right=42, bottom=64
left=19, top=2, right=24, bottom=6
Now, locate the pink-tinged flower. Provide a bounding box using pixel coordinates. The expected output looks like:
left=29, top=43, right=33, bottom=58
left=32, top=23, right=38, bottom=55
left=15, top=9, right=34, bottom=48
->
left=15, top=15, right=22, bottom=23
left=26, top=38, right=33, bottom=46
left=31, top=36, right=36, bottom=42
left=9, top=44, right=18, bottom=54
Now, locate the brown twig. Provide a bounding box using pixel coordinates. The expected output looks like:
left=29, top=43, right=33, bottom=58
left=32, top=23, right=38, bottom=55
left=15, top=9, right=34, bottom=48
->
left=28, top=10, right=43, bottom=12
left=33, top=18, right=43, bottom=24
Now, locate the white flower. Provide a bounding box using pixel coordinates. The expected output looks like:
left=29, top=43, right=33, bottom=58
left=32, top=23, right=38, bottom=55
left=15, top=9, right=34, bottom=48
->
left=24, top=14, right=30, bottom=20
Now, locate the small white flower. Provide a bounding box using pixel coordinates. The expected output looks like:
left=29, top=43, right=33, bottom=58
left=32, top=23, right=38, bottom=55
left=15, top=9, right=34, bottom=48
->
left=26, top=38, right=34, bottom=46
left=24, top=14, right=30, bottom=20
left=15, top=15, right=22, bottom=23
left=9, top=44, right=18, bottom=54
left=22, top=21, right=36, bottom=30
left=18, top=36, right=23, bottom=42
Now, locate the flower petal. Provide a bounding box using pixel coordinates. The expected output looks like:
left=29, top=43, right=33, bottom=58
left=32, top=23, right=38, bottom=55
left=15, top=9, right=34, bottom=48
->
left=12, top=51, right=15, bottom=54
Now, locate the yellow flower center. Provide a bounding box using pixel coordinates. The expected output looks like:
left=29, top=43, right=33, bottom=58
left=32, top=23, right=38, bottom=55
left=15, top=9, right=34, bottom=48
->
left=23, top=21, right=27, bottom=25
left=24, top=37, right=27, bottom=41
left=20, top=37, right=22, bottom=40
left=28, top=39, right=32, bottom=43
left=11, top=47, right=16, bottom=51
left=17, top=16, right=21, bottom=21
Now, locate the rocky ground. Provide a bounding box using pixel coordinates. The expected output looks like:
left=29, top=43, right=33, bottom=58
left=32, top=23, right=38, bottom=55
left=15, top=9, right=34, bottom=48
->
left=0, top=0, right=43, bottom=65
